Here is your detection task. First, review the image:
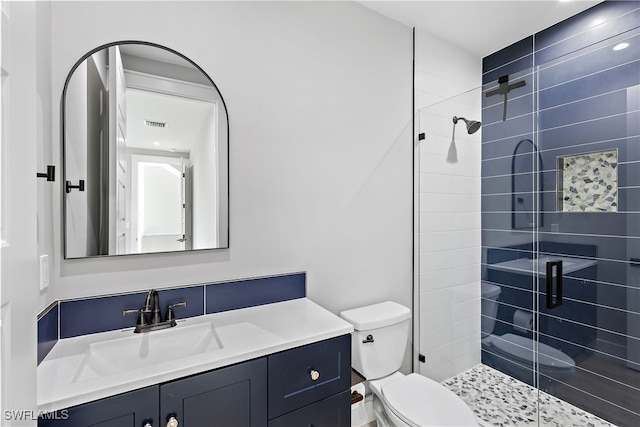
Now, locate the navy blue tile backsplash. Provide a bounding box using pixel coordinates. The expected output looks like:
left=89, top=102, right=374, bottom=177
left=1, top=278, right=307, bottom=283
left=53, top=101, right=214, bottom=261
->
left=206, top=273, right=305, bottom=314
left=38, top=272, right=306, bottom=364
left=59, top=285, right=206, bottom=339
left=37, top=303, right=58, bottom=365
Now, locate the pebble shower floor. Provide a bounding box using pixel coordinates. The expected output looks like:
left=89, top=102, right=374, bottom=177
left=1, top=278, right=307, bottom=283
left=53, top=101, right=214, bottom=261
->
left=442, top=364, right=615, bottom=427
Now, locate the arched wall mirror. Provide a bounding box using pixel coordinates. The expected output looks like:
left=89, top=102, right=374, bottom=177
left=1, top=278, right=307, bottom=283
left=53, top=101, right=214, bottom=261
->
left=63, top=41, right=229, bottom=259
left=511, top=138, right=542, bottom=229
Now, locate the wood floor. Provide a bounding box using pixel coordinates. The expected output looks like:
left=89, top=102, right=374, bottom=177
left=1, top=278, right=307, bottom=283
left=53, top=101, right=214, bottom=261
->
left=550, top=352, right=640, bottom=427
left=351, top=368, right=365, bottom=386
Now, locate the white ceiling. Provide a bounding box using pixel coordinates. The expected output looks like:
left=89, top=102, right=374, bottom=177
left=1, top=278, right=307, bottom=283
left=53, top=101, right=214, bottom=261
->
left=126, top=88, right=215, bottom=153
left=120, top=44, right=192, bottom=68
left=359, top=0, right=602, bottom=58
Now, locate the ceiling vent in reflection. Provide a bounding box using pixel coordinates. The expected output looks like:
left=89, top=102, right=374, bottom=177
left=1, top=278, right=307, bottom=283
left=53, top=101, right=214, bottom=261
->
left=144, top=120, right=168, bottom=128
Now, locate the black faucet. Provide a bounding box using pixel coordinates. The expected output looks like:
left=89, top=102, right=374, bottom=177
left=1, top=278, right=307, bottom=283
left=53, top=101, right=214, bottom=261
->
left=124, top=289, right=187, bottom=333
left=144, top=289, right=162, bottom=325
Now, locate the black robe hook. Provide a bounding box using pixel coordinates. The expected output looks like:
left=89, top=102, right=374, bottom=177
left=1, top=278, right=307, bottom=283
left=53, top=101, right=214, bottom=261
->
left=36, top=165, right=55, bottom=182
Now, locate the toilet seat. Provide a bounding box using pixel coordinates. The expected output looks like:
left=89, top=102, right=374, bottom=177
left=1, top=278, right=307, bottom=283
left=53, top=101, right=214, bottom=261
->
left=491, top=333, right=575, bottom=372
left=381, top=373, right=477, bottom=427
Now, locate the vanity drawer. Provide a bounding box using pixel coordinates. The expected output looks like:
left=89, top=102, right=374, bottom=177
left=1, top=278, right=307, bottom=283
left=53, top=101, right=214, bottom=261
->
left=267, top=334, right=351, bottom=419
left=268, top=390, right=350, bottom=427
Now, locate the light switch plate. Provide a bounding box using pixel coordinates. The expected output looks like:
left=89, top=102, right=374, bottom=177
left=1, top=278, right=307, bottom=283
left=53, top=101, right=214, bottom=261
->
left=39, top=254, right=49, bottom=291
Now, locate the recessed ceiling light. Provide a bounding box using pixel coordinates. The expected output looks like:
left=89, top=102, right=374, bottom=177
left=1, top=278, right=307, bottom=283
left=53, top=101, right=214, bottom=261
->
left=613, top=42, right=629, bottom=51
left=153, top=141, right=160, bottom=146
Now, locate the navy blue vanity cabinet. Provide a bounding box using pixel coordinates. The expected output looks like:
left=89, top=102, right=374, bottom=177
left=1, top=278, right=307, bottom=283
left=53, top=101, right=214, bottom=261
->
left=160, top=358, right=267, bottom=427
left=267, top=334, right=351, bottom=426
left=268, top=391, right=351, bottom=427
left=38, top=386, right=158, bottom=427
left=38, top=335, right=350, bottom=427
left=538, top=264, right=598, bottom=359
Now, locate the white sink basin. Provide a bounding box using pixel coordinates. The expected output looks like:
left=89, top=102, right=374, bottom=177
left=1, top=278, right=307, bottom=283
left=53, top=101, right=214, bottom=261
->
left=38, top=298, right=356, bottom=414
left=74, top=321, right=223, bottom=382
left=521, top=257, right=575, bottom=267
left=488, top=256, right=596, bottom=275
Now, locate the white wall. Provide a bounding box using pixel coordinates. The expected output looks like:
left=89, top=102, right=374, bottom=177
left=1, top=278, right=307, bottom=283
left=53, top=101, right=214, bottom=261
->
left=414, top=30, right=482, bottom=382
left=2, top=2, right=51, bottom=422
left=35, top=0, right=55, bottom=313
left=63, top=62, right=89, bottom=258
left=191, top=109, right=217, bottom=248
left=49, top=1, right=413, bottom=316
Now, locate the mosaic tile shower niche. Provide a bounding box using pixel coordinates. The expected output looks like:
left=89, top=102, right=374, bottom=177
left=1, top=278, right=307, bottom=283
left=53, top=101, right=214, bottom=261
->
left=557, top=149, right=618, bottom=212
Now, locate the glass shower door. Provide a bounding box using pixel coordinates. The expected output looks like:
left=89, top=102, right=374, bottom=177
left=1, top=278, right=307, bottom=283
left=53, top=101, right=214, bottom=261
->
left=415, top=87, right=483, bottom=385
left=480, top=61, right=542, bottom=418
left=534, top=27, right=640, bottom=426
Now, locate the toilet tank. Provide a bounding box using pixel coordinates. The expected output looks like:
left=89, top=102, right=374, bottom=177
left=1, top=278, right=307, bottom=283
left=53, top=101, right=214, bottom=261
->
left=340, top=301, right=411, bottom=380
left=481, top=282, right=501, bottom=338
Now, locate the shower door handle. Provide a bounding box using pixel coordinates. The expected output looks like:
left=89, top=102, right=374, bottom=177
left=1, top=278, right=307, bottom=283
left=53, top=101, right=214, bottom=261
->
left=546, top=260, right=563, bottom=309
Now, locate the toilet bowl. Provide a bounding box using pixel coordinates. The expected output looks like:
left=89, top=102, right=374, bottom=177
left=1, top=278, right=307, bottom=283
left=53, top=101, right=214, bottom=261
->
left=369, top=372, right=478, bottom=427
left=481, top=282, right=576, bottom=385
left=340, top=301, right=477, bottom=427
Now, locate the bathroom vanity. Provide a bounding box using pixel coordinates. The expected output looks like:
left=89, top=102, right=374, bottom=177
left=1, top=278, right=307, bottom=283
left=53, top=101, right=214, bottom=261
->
left=486, top=250, right=598, bottom=359
left=38, top=298, right=353, bottom=427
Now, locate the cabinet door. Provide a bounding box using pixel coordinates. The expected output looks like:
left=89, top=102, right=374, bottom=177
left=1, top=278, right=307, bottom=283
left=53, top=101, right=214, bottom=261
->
left=268, top=391, right=350, bottom=427
left=38, top=386, right=158, bottom=427
left=160, top=358, right=267, bottom=427
left=268, top=334, right=351, bottom=419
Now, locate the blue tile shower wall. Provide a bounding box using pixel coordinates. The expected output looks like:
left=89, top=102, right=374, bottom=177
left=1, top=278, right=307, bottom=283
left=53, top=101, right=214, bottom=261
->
left=482, top=36, right=533, bottom=85
left=37, top=272, right=305, bottom=353
left=535, top=0, right=640, bottom=64
left=481, top=2, right=640, bottom=425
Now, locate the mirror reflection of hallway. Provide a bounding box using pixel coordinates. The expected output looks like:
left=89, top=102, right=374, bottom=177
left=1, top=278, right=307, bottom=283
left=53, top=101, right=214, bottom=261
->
left=63, top=42, right=228, bottom=258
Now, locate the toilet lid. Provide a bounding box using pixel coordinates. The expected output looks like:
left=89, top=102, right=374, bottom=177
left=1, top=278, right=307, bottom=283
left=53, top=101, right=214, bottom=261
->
left=492, top=334, right=575, bottom=369
left=382, top=373, right=476, bottom=426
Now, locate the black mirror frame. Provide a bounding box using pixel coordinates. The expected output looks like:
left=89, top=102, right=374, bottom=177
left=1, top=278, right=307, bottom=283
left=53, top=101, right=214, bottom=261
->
left=61, top=40, right=230, bottom=259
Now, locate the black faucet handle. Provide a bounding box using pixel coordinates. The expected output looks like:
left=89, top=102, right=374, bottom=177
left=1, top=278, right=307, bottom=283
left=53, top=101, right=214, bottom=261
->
left=165, top=301, right=187, bottom=323
left=123, top=308, right=148, bottom=330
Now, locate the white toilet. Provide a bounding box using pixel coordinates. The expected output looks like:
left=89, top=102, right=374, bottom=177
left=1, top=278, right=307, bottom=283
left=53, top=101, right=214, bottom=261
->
left=340, top=301, right=477, bottom=427
left=481, top=282, right=575, bottom=386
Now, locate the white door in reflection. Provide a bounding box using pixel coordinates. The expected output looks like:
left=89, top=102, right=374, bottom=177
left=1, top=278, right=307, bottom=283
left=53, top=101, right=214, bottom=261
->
left=131, top=155, right=191, bottom=253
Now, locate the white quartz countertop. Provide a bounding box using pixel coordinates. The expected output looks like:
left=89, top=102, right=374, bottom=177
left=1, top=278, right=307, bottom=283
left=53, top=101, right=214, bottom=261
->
left=38, top=298, right=354, bottom=413
left=487, top=256, right=597, bottom=276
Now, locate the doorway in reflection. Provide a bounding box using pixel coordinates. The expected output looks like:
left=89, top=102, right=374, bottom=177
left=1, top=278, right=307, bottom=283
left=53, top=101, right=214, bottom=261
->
left=131, top=156, right=192, bottom=254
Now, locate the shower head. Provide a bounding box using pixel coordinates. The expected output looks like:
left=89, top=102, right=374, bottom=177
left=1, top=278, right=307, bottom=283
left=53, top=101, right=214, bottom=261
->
left=453, top=116, right=482, bottom=134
